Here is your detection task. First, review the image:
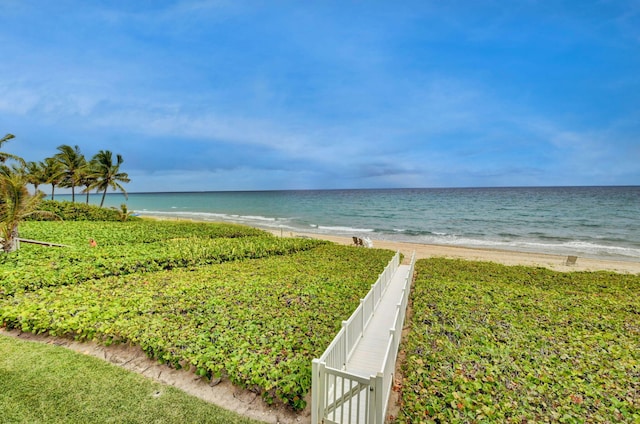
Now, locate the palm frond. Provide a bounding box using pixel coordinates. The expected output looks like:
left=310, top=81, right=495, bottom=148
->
left=0, top=173, right=46, bottom=252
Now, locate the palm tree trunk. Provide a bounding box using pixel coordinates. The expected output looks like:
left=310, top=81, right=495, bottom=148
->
left=51, top=184, right=56, bottom=200
left=86, top=189, right=90, bottom=204
left=2, top=225, right=19, bottom=253
left=71, top=186, right=75, bottom=202
left=10, top=225, right=19, bottom=252
left=100, top=188, right=107, bottom=207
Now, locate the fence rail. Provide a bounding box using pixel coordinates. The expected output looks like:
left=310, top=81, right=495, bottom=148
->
left=312, top=251, right=415, bottom=424
left=318, top=252, right=400, bottom=371
left=377, top=252, right=415, bottom=421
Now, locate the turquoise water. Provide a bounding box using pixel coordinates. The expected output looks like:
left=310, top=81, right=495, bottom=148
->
left=62, top=187, right=640, bottom=261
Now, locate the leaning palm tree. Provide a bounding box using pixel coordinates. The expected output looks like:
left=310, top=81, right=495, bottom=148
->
left=0, top=173, right=47, bottom=252
left=0, top=133, right=25, bottom=165
left=54, top=144, right=87, bottom=202
left=87, top=150, right=130, bottom=207
left=42, top=157, right=65, bottom=200
left=0, top=134, right=16, bottom=164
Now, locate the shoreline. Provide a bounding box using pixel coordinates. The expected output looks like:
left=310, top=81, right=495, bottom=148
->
left=271, top=230, right=640, bottom=274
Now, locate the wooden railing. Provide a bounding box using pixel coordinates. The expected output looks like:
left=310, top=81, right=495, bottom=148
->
left=312, top=251, right=415, bottom=424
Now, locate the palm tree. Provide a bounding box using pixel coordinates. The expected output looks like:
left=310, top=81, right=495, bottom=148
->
left=0, top=133, right=25, bottom=165
left=43, top=157, right=65, bottom=200
left=0, top=134, right=15, bottom=163
left=54, top=144, right=86, bottom=202
left=25, top=161, right=46, bottom=193
left=1, top=162, right=26, bottom=178
left=0, top=173, right=47, bottom=252
left=112, top=203, right=134, bottom=222
left=87, top=150, right=130, bottom=207
left=0, top=133, right=14, bottom=146
left=79, top=165, right=97, bottom=204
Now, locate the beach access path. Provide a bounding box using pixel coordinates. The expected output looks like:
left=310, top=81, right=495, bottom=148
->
left=344, top=261, right=412, bottom=378
left=312, top=253, right=414, bottom=424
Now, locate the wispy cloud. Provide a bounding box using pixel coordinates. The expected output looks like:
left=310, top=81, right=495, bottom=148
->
left=1, top=1, right=638, bottom=191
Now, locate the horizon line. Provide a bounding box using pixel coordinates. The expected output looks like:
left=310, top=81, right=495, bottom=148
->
left=46, top=184, right=640, bottom=196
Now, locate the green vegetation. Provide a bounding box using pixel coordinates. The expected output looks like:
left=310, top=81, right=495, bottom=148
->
left=0, top=220, right=321, bottom=296
left=86, top=149, right=130, bottom=207
left=53, top=144, right=86, bottom=203
left=8, top=217, right=635, bottom=422
left=0, top=334, right=258, bottom=424
left=398, top=258, right=640, bottom=423
left=26, top=200, right=136, bottom=222
left=2, top=134, right=132, bottom=255
left=1, top=133, right=130, bottom=206
left=1, top=133, right=23, bottom=165
left=0, top=220, right=395, bottom=411
left=0, top=173, right=51, bottom=252
left=19, top=219, right=268, bottom=245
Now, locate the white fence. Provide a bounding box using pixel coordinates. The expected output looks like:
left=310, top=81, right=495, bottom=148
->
left=312, top=251, right=415, bottom=424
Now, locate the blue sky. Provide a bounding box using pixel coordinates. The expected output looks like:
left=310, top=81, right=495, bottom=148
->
left=1, top=1, right=639, bottom=192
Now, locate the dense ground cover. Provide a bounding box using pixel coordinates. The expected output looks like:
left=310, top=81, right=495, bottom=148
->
left=0, top=334, right=258, bottom=424
left=398, top=258, right=640, bottom=423
left=19, top=219, right=268, bottom=245
left=0, top=221, right=320, bottom=296
left=26, top=199, right=137, bottom=222
left=0, top=220, right=395, bottom=410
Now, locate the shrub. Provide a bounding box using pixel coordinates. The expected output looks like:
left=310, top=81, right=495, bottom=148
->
left=27, top=200, right=138, bottom=222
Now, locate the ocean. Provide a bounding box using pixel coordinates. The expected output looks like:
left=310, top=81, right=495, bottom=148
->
left=60, top=186, right=640, bottom=262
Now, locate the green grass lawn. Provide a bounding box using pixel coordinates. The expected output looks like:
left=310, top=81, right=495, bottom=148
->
left=0, top=334, right=258, bottom=424
left=397, top=258, right=640, bottom=423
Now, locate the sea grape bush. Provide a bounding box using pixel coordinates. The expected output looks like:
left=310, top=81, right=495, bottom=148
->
left=25, top=200, right=129, bottom=222
left=1, top=221, right=319, bottom=296
left=19, top=220, right=267, bottom=246
left=0, top=237, right=325, bottom=296
left=398, top=258, right=640, bottom=423
left=0, top=244, right=395, bottom=410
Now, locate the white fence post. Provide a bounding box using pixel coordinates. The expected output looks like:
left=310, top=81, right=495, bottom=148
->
left=311, top=359, right=321, bottom=424
left=360, top=299, right=365, bottom=338
left=368, top=375, right=377, bottom=424
left=342, top=321, right=348, bottom=368
left=374, top=372, right=385, bottom=424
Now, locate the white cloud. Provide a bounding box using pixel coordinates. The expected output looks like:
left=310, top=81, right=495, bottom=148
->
left=2, top=1, right=638, bottom=190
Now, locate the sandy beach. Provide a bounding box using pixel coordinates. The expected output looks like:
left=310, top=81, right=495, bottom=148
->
left=145, top=215, right=640, bottom=274
left=271, top=230, right=640, bottom=274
